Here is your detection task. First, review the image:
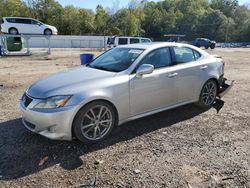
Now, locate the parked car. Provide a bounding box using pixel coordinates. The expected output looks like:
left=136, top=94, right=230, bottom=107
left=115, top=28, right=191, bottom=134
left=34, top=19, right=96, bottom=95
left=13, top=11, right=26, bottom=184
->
left=20, top=43, right=232, bottom=143
left=1, top=17, right=58, bottom=35
left=193, top=38, right=216, bottom=49
left=107, top=36, right=151, bottom=48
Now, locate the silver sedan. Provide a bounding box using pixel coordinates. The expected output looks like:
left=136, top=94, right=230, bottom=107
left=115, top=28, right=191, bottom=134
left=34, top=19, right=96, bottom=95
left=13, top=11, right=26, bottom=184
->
left=20, top=43, right=232, bottom=143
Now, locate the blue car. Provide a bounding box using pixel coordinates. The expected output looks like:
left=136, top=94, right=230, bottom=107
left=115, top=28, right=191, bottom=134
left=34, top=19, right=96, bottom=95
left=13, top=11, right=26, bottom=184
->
left=193, top=38, right=216, bottom=49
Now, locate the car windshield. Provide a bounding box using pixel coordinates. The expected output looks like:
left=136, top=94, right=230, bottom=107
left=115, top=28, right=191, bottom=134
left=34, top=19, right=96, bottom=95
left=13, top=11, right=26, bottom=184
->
left=87, top=48, right=144, bottom=72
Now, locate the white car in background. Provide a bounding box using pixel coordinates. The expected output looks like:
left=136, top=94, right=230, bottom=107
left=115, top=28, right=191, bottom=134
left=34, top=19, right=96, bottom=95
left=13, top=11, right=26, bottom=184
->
left=107, top=36, right=152, bottom=48
left=1, top=17, right=58, bottom=35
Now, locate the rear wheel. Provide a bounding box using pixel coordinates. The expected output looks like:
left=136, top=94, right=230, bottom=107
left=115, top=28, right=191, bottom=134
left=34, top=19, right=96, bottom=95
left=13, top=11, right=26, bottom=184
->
left=197, top=80, right=218, bottom=108
left=73, top=101, right=116, bottom=144
left=205, top=46, right=209, bottom=49
left=9, top=28, right=18, bottom=35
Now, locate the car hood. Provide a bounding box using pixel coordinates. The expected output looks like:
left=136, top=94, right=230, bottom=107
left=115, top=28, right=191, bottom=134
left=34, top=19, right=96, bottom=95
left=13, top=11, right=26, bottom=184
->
left=27, top=66, right=116, bottom=98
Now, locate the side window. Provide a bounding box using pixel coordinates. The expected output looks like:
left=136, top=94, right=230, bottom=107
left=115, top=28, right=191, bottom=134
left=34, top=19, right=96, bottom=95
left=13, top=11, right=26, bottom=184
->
left=141, top=39, right=151, bottom=43
left=16, top=19, right=31, bottom=24
left=118, top=38, right=128, bottom=45
left=173, top=47, right=195, bottom=64
left=31, top=19, right=39, bottom=25
left=138, top=48, right=171, bottom=69
left=130, top=38, right=140, bottom=44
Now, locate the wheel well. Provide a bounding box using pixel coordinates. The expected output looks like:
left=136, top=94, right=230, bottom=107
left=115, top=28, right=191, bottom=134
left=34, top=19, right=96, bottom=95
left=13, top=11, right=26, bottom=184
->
left=71, top=99, right=119, bottom=138
left=9, top=27, right=18, bottom=34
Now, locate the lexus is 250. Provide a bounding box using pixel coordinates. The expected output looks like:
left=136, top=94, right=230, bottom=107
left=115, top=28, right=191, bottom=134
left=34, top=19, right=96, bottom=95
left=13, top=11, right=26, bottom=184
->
left=20, top=43, right=232, bottom=143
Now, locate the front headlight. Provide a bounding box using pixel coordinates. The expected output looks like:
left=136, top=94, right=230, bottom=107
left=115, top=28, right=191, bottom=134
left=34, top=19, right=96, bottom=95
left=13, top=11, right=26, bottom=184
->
left=34, top=95, right=72, bottom=109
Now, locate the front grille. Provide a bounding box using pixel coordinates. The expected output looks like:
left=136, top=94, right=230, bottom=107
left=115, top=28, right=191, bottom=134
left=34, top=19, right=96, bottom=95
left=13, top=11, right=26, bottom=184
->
left=24, top=94, right=33, bottom=107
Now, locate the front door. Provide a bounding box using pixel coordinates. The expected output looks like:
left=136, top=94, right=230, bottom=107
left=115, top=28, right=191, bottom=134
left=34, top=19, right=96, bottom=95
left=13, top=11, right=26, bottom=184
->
left=129, top=47, right=178, bottom=116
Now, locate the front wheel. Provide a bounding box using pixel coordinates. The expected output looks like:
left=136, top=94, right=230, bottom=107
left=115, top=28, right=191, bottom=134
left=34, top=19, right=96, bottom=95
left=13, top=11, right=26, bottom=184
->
left=44, top=29, right=52, bottom=35
left=73, top=101, right=116, bottom=144
left=196, top=80, right=218, bottom=108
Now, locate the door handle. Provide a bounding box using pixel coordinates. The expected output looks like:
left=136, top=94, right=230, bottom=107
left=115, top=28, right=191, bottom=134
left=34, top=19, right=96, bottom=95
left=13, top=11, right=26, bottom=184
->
left=168, top=73, right=178, bottom=78
left=200, top=65, right=208, bottom=70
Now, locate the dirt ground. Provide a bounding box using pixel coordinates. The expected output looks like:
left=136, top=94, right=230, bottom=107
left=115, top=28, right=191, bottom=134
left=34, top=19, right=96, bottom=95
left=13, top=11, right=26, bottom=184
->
left=0, top=48, right=249, bottom=188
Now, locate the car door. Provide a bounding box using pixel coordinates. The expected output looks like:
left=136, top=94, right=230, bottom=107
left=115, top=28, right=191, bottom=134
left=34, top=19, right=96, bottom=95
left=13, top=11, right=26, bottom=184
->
left=15, top=18, right=32, bottom=34
left=30, top=19, right=43, bottom=34
left=171, top=46, right=205, bottom=103
left=129, top=47, right=178, bottom=116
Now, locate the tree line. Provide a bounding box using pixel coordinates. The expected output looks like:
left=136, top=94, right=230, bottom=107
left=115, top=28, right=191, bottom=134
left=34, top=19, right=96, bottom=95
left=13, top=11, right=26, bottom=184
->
left=0, top=0, right=250, bottom=42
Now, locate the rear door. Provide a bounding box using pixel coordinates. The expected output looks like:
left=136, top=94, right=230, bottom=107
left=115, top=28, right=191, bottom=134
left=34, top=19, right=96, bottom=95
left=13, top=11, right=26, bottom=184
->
left=171, top=46, right=205, bottom=103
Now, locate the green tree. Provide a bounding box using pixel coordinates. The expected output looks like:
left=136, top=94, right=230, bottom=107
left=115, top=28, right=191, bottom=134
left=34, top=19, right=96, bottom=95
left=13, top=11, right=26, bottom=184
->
left=94, top=5, right=108, bottom=35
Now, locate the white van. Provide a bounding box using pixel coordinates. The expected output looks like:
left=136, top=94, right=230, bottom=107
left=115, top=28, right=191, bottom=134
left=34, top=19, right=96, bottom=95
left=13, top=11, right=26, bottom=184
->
left=107, top=36, right=152, bottom=48
left=1, top=17, right=58, bottom=35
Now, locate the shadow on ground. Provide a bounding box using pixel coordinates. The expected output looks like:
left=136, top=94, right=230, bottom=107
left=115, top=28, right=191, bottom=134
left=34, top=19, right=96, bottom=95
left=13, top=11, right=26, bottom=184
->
left=0, top=100, right=224, bottom=180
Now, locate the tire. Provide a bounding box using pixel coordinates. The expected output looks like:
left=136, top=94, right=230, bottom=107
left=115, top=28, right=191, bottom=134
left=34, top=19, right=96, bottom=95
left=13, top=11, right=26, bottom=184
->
left=196, top=79, right=218, bottom=108
left=73, top=101, right=116, bottom=144
left=210, top=45, right=215, bottom=49
left=205, top=46, right=209, bottom=49
left=44, top=29, right=52, bottom=35
left=9, top=28, right=18, bottom=35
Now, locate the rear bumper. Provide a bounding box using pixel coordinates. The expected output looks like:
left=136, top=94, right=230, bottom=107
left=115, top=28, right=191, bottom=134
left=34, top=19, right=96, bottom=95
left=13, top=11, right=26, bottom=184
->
left=217, top=78, right=234, bottom=98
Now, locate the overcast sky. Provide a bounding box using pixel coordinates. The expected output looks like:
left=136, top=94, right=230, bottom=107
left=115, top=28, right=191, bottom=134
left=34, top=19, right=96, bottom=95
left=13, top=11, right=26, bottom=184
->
left=58, top=0, right=249, bottom=10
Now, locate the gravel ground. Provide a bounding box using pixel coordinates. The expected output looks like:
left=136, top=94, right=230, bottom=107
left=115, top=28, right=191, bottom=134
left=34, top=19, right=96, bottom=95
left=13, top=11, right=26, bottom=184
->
left=0, top=48, right=249, bottom=188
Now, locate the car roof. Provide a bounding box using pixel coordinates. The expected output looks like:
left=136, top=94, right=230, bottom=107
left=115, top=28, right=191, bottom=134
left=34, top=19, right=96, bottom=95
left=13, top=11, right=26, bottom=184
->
left=3, top=17, right=35, bottom=19
left=113, top=36, right=151, bottom=39
left=117, top=42, right=211, bottom=57
left=118, top=42, right=198, bottom=50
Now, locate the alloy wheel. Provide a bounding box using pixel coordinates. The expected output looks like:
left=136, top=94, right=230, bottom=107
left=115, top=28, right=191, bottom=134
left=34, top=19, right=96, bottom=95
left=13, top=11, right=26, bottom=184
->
left=80, top=105, right=113, bottom=141
left=202, top=81, right=217, bottom=106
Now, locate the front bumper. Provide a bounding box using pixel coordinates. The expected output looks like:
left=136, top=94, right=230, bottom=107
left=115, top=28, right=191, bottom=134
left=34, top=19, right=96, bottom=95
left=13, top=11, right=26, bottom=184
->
left=20, top=97, right=78, bottom=140
left=217, top=78, right=234, bottom=98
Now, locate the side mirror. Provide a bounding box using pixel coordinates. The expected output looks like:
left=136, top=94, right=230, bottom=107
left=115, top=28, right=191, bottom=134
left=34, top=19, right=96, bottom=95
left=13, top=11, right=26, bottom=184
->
left=136, top=64, right=154, bottom=78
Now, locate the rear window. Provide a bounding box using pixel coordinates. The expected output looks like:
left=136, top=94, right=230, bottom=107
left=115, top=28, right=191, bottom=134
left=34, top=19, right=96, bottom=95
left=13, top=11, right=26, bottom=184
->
left=118, top=38, right=128, bottom=45
left=130, top=38, right=140, bottom=44
left=193, top=50, right=201, bottom=60
left=6, top=18, right=16, bottom=23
